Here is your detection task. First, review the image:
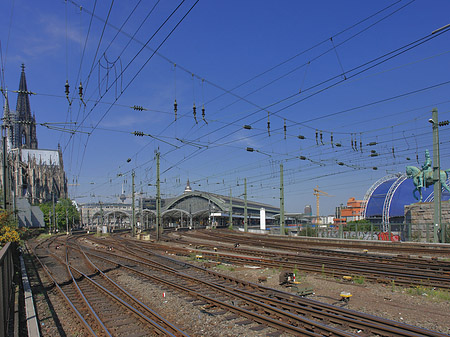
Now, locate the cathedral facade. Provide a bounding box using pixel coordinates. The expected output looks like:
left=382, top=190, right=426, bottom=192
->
left=1, top=65, right=67, bottom=205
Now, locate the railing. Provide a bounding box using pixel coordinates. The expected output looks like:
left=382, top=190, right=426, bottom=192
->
left=293, top=223, right=449, bottom=243
left=0, top=242, right=15, bottom=337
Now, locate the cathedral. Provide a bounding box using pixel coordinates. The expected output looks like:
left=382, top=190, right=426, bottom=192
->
left=1, top=64, right=68, bottom=206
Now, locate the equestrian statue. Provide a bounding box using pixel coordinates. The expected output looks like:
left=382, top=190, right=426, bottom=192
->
left=406, top=149, right=450, bottom=202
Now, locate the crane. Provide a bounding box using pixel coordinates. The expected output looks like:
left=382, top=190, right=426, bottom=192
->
left=313, top=186, right=334, bottom=226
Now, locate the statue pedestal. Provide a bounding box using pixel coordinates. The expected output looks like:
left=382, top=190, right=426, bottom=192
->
left=404, top=202, right=450, bottom=241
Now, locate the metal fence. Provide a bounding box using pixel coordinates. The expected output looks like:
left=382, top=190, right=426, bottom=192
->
left=0, top=243, right=15, bottom=337
left=295, top=223, right=449, bottom=243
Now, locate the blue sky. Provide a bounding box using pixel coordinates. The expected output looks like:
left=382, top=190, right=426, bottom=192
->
left=1, top=0, right=450, bottom=215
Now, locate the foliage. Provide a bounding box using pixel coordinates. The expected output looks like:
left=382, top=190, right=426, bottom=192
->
left=345, top=219, right=372, bottom=231
left=0, top=210, right=20, bottom=245
left=353, top=275, right=365, bottom=284
left=39, top=198, right=80, bottom=231
left=406, top=286, right=450, bottom=302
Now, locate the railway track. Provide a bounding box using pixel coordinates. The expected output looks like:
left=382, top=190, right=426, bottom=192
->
left=179, top=229, right=450, bottom=256
left=158, top=230, right=450, bottom=289
left=31, top=235, right=188, bottom=337
left=80, top=234, right=447, bottom=337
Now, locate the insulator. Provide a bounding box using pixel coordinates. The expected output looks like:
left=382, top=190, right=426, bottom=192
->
left=65, top=80, right=70, bottom=96
left=133, top=131, right=144, bottom=136
left=174, top=99, right=178, bottom=120
left=371, top=150, right=376, bottom=154
left=202, top=105, right=207, bottom=124
left=370, top=153, right=378, bottom=157
left=283, top=119, right=287, bottom=140
left=315, top=130, right=318, bottom=145
left=406, top=157, right=411, bottom=161
left=267, top=112, right=270, bottom=136
left=193, top=103, right=197, bottom=123
left=392, top=147, right=395, bottom=158
left=331, top=133, right=334, bottom=148
left=335, top=143, right=342, bottom=147
left=299, top=156, right=307, bottom=160
left=78, top=82, right=83, bottom=98
left=367, top=142, right=377, bottom=146
left=372, top=167, right=378, bottom=170
left=320, top=131, right=323, bottom=145
left=246, top=147, right=254, bottom=152
left=338, top=162, right=344, bottom=166
left=298, top=135, right=305, bottom=139
left=132, top=105, right=144, bottom=111
left=243, top=125, right=252, bottom=130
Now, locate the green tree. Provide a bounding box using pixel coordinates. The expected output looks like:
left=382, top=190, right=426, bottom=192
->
left=39, top=198, right=80, bottom=232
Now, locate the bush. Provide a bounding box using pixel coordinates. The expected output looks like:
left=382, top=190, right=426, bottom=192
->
left=0, top=226, right=20, bottom=244
left=0, top=210, right=20, bottom=246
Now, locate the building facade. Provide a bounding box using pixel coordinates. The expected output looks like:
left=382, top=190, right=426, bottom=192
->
left=1, top=64, right=67, bottom=205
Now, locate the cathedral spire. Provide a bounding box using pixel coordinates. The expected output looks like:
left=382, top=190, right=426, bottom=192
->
left=2, top=88, right=11, bottom=121
left=15, top=64, right=38, bottom=149
left=16, top=63, right=32, bottom=119
left=2, top=88, right=14, bottom=151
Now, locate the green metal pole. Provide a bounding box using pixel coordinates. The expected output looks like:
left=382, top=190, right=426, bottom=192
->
left=431, top=108, right=441, bottom=243
left=280, top=163, right=285, bottom=235
left=156, top=151, right=161, bottom=241
left=2, top=131, right=7, bottom=210
left=132, top=170, right=135, bottom=237
left=244, top=178, right=248, bottom=232
left=229, top=188, right=233, bottom=229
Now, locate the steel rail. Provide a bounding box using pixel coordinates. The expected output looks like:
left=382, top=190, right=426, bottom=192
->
left=111, top=239, right=449, bottom=337
left=134, top=235, right=450, bottom=289
left=79, top=247, right=351, bottom=337
left=27, top=243, right=99, bottom=336
left=72, top=243, right=189, bottom=337
left=80, top=238, right=447, bottom=337
left=188, top=230, right=450, bottom=255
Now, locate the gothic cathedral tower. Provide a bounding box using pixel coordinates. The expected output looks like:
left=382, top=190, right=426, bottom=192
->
left=15, top=64, right=38, bottom=149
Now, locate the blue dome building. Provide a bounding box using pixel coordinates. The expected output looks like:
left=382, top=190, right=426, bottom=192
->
left=363, top=173, right=450, bottom=225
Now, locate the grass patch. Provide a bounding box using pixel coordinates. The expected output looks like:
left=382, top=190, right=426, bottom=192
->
left=406, top=286, right=450, bottom=301
left=216, top=264, right=235, bottom=272
left=353, top=275, right=365, bottom=284
left=36, top=233, right=53, bottom=240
